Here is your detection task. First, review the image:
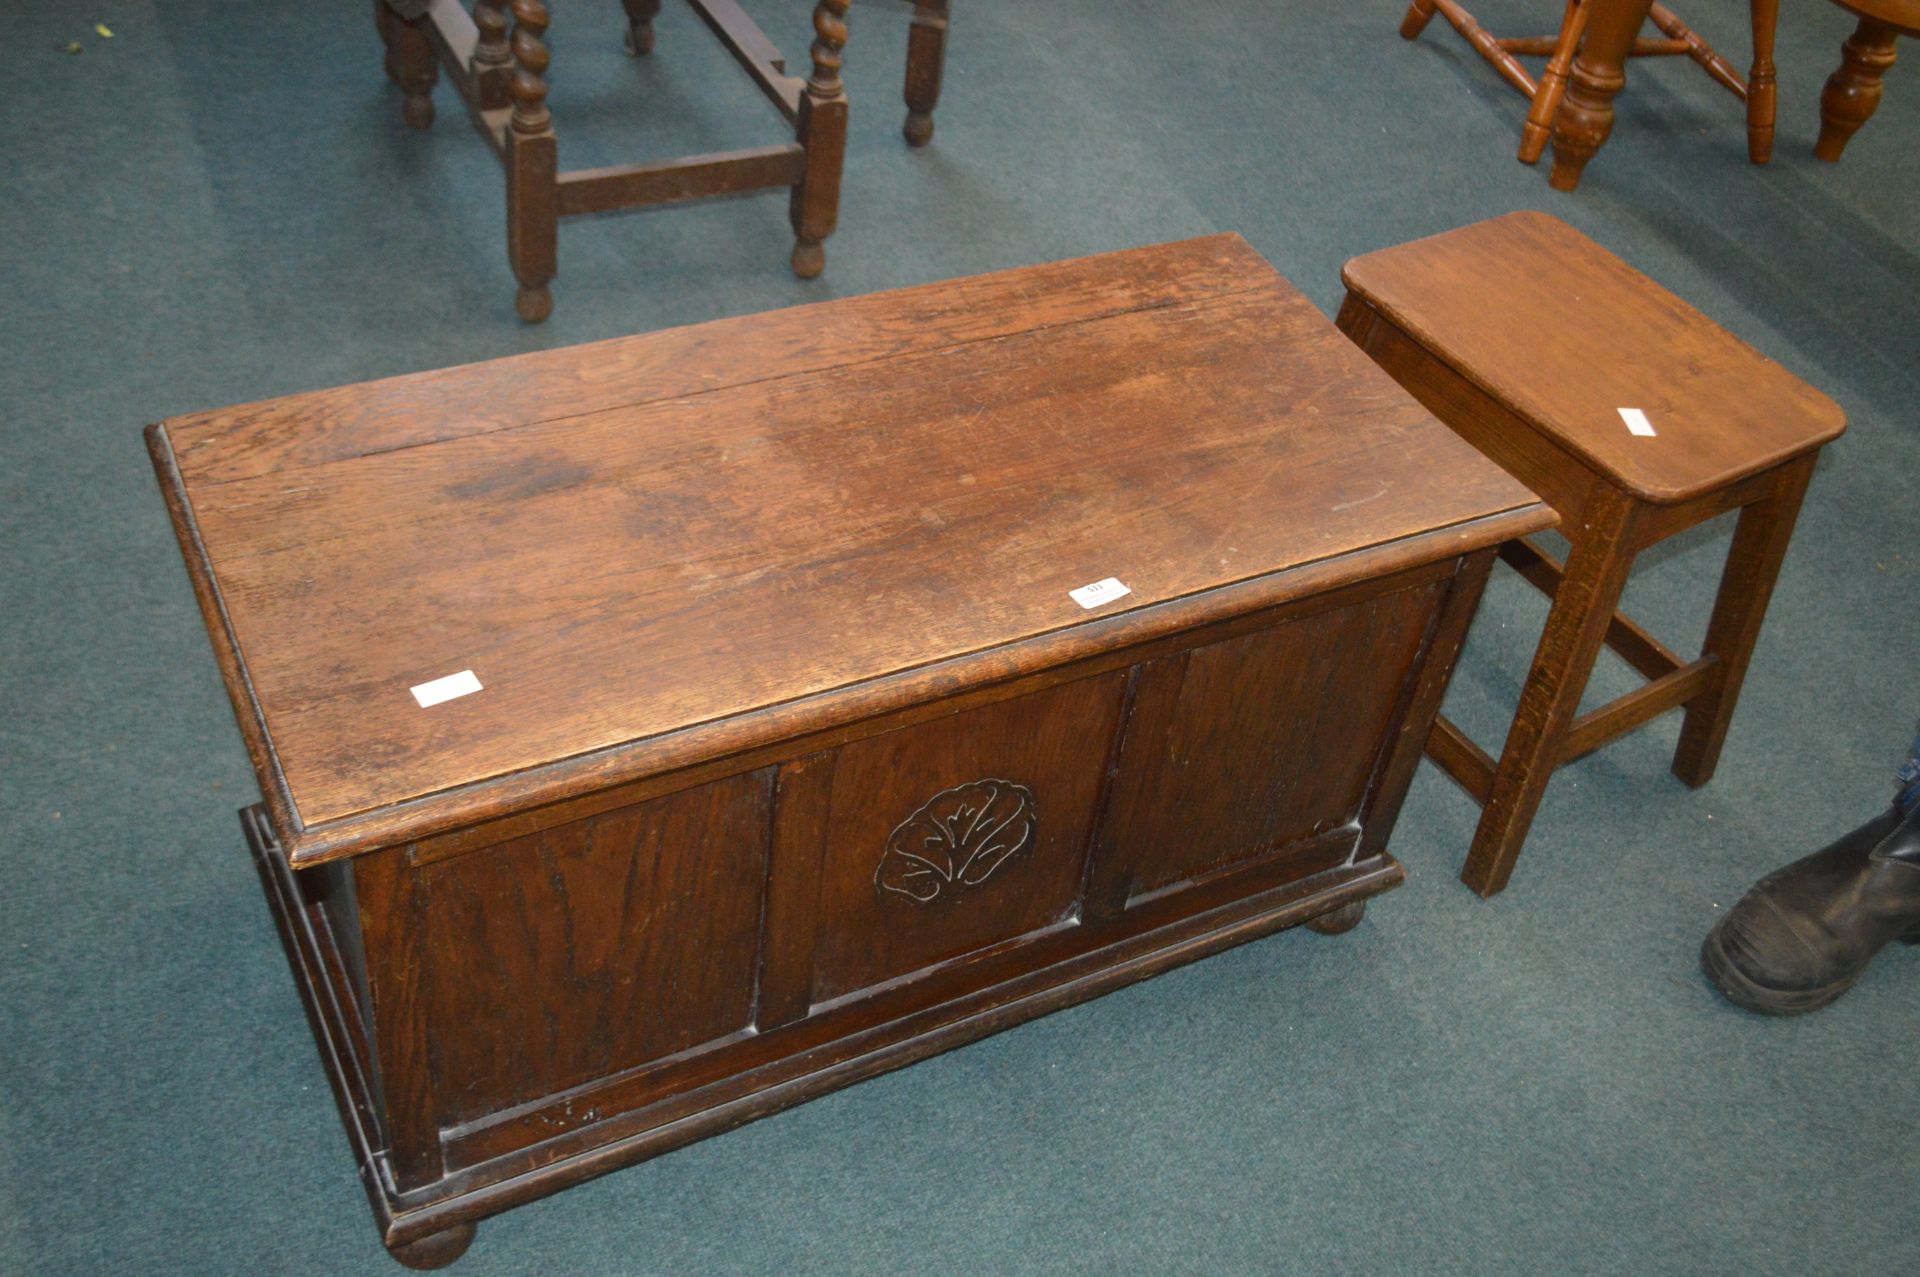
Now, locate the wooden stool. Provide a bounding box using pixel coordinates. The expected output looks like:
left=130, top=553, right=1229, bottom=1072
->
left=374, top=0, right=852, bottom=323
left=1337, top=212, right=1846, bottom=897
left=1399, top=0, right=1782, bottom=165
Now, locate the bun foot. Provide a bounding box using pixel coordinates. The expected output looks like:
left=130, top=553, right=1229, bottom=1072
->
left=624, top=22, right=655, bottom=55
left=1305, top=900, right=1366, bottom=936
left=903, top=110, right=935, bottom=147
left=515, top=284, right=553, bottom=324
left=387, top=1222, right=476, bottom=1270
left=791, top=238, right=825, bottom=279
left=402, top=94, right=434, bottom=130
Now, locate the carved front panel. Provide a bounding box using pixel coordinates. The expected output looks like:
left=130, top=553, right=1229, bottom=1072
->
left=809, top=672, right=1127, bottom=1004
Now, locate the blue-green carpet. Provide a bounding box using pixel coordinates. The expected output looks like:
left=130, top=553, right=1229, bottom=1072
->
left=2, top=0, right=1915, bottom=1273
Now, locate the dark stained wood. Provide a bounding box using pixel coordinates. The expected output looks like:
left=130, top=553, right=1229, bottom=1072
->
left=416, top=772, right=771, bottom=1125
left=555, top=145, right=805, bottom=218
left=376, top=0, right=846, bottom=319
left=155, top=239, right=1551, bottom=1266
left=902, top=0, right=951, bottom=145
left=149, top=237, right=1545, bottom=867
left=1339, top=213, right=1844, bottom=896
left=1097, top=580, right=1445, bottom=903
left=808, top=672, right=1126, bottom=1004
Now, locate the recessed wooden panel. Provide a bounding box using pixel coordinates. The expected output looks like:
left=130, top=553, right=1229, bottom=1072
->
left=415, top=771, right=772, bottom=1125
left=1096, top=581, right=1444, bottom=902
left=808, top=672, right=1127, bottom=1005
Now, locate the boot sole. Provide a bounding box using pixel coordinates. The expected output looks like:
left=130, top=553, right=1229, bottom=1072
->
left=1699, top=916, right=1863, bottom=1016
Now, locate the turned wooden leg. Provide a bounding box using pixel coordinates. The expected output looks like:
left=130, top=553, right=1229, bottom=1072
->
left=471, top=1, right=513, bottom=111
left=1305, top=900, right=1367, bottom=936
left=386, top=5, right=439, bottom=130
left=1521, top=0, right=1590, bottom=164
left=387, top=1223, right=477, bottom=1270
left=790, top=0, right=851, bottom=278
left=1548, top=0, right=1655, bottom=191
left=1746, top=0, right=1780, bottom=163
left=903, top=0, right=950, bottom=146
left=507, top=0, right=557, bottom=321
left=1671, top=457, right=1814, bottom=789
left=1462, top=488, right=1642, bottom=896
left=375, top=0, right=401, bottom=84
left=1816, top=16, right=1901, bottom=162
left=1399, top=0, right=1438, bottom=40
left=622, top=0, right=662, bottom=56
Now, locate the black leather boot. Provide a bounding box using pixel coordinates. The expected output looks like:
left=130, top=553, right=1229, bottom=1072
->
left=1701, top=800, right=1920, bottom=1015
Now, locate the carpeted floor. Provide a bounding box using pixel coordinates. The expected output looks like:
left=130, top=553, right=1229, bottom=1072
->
left=2, top=1, right=1915, bottom=1273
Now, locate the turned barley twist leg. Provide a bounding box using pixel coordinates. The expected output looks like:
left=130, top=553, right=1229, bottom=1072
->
left=472, top=0, right=513, bottom=110
left=507, top=0, right=558, bottom=322
left=789, top=0, right=851, bottom=279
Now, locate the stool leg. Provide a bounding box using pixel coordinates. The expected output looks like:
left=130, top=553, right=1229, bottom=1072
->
left=1672, top=456, right=1815, bottom=788
left=1400, top=0, right=1438, bottom=40
left=1521, top=0, right=1591, bottom=165
left=903, top=0, right=950, bottom=147
left=1816, top=17, right=1901, bottom=162
left=1747, top=0, right=1780, bottom=163
left=388, top=7, right=439, bottom=130
left=1463, top=490, right=1641, bottom=897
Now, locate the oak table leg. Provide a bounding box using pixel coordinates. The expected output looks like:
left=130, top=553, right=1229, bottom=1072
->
left=622, top=0, right=663, bottom=56
left=790, top=0, right=851, bottom=278
left=1816, top=16, right=1901, bottom=161
left=1671, top=457, right=1815, bottom=788
left=1547, top=0, right=1655, bottom=191
left=507, top=0, right=558, bottom=322
left=903, top=0, right=950, bottom=146
left=384, top=3, right=439, bottom=130
left=1462, top=488, right=1642, bottom=897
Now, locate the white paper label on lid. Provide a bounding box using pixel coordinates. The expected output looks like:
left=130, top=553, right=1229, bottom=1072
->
left=410, top=669, right=483, bottom=708
left=1069, top=577, right=1132, bottom=610
left=1618, top=407, right=1658, bottom=437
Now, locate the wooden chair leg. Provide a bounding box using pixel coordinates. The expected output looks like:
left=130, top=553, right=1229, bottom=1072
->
left=387, top=5, right=439, bottom=130
left=1462, top=489, right=1641, bottom=897
left=903, top=0, right=950, bottom=147
left=1816, top=16, right=1901, bottom=161
left=1671, top=456, right=1814, bottom=788
left=790, top=0, right=850, bottom=279
left=622, top=0, right=662, bottom=56
left=507, top=0, right=557, bottom=322
left=1520, top=0, right=1590, bottom=165
left=1400, top=0, right=1439, bottom=41
left=1747, top=0, right=1780, bottom=163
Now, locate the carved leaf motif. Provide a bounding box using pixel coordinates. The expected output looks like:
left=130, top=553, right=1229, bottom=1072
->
left=875, top=779, right=1038, bottom=904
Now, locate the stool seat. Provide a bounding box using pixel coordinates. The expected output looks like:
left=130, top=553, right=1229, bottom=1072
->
left=1337, top=212, right=1846, bottom=897
left=1340, top=212, right=1844, bottom=504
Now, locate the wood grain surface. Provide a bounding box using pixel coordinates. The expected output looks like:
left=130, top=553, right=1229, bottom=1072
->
left=1339, top=211, right=1844, bottom=503
left=150, top=236, right=1547, bottom=863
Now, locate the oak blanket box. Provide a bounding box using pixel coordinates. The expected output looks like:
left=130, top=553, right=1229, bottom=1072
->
left=146, top=235, right=1551, bottom=1267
